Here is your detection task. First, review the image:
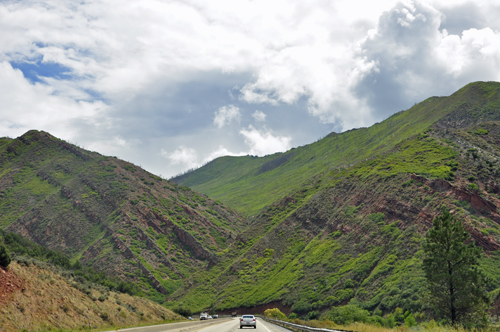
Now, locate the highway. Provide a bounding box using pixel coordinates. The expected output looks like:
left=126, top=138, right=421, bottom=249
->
left=113, top=317, right=292, bottom=332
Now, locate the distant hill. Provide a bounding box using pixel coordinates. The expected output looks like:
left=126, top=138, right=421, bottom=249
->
left=0, top=130, right=249, bottom=301
left=168, top=82, right=500, bottom=316
left=172, top=81, right=500, bottom=217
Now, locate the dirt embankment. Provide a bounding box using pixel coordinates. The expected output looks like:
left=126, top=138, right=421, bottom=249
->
left=0, top=262, right=184, bottom=332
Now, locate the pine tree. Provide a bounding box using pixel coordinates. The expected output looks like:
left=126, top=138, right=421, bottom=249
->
left=422, top=208, right=490, bottom=327
left=0, top=244, right=11, bottom=269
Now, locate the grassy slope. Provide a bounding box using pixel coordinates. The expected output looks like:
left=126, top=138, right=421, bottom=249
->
left=0, top=262, right=183, bottom=331
left=0, top=130, right=248, bottom=301
left=169, top=81, right=500, bottom=315
left=171, top=127, right=500, bottom=315
left=173, top=81, right=500, bottom=217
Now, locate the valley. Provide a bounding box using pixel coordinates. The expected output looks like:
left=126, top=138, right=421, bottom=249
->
left=2, top=81, right=500, bottom=327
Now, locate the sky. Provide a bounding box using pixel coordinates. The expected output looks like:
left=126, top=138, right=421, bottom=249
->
left=1, top=0, right=500, bottom=178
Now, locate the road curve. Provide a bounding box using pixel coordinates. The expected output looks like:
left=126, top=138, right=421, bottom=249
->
left=110, top=317, right=292, bottom=332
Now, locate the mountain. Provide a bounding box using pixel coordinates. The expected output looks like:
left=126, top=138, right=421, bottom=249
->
left=168, top=81, right=500, bottom=315
left=0, top=130, right=249, bottom=302
left=3, top=81, right=500, bottom=320
left=172, top=81, right=500, bottom=217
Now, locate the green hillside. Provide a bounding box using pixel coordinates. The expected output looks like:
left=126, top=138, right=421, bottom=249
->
left=0, top=130, right=248, bottom=302
left=3, top=81, right=500, bottom=323
left=172, top=81, right=500, bottom=217
left=167, top=81, right=500, bottom=317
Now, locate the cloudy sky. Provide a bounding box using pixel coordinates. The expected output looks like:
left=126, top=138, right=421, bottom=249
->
left=1, top=0, right=500, bottom=178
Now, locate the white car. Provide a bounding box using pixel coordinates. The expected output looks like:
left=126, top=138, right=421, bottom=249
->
left=208, top=315, right=213, bottom=319
left=240, top=315, right=256, bottom=329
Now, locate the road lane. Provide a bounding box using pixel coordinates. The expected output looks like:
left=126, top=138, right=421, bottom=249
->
left=111, top=317, right=234, bottom=332
left=255, top=319, right=293, bottom=332
left=112, top=317, right=293, bottom=332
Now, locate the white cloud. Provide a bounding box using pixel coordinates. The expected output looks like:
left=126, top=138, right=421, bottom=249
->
left=1, top=0, right=500, bottom=178
left=201, top=145, right=246, bottom=164
left=355, top=0, right=500, bottom=118
left=162, top=146, right=198, bottom=169
left=252, top=110, right=267, bottom=122
left=213, top=105, right=241, bottom=128
left=0, top=61, right=106, bottom=140
left=239, top=125, right=292, bottom=157
left=161, top=125, right=292, bottom=172
left=436, top=28, right=500, bottom=77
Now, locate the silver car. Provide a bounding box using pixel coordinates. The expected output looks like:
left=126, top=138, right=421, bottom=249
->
left=240, top=315, right=256, bottom=329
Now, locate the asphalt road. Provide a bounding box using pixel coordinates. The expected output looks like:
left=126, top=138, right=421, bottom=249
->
left=113, top=317, right=292, bottom=332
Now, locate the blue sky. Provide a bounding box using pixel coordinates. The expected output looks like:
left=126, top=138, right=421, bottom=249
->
left=0, top=0, right=499, bottom=177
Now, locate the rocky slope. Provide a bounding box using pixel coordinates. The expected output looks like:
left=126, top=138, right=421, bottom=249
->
left=169, top=82, right=500, bottom=316
left=0, top=131, right=248, bottom=300
left=3, top=82, right=500, bottom=320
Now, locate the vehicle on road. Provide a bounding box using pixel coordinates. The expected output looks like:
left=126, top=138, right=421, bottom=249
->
left=232, top=311, right=237, bottom=317
left=240, top=315, right=256, bottom=329
left=213, top=314, right=218, bottom=319
left=208, top=315, right=213, bottom=319
left=200, top=312, right=208, bottom=320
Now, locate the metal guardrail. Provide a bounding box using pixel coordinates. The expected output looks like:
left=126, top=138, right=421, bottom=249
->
left=258, top=316, right=352, bottom=332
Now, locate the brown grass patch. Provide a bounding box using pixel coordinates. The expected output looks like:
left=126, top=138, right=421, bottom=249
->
left=0, top=262, right=184, bottom=331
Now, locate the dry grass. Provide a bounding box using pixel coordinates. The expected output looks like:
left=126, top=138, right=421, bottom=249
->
left=0, top=262, right=184, bottom=332
left=288, top=319, right=494, bottom=332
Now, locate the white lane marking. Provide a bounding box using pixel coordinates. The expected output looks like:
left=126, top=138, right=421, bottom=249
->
left=113, top=318, right=234, bottom=332
left=259, top=320, right=273, bottom=332
left=188, top=319, right=236, bottom=332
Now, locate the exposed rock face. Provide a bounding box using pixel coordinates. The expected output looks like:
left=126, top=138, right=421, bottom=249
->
left=0, top=130, right=248, bottom=299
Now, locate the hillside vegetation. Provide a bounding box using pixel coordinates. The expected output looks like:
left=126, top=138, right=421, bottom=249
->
left=0, top=130, right=248, bottom=302
left=0, top=261, right=182, bottom=331
left=168, top=82, right=500, bottom=319
left=3, top=81, right=500, bottom=325
left=172, top=81, right=500, bottom=217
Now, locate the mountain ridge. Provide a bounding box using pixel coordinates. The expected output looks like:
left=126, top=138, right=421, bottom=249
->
left=2, top=81, right=500, bottom=320
left=172, top=81, right=500, bottom=217
left=0, top=130, right=248, bottom=301
left=166, top=81, right=500, bottom=316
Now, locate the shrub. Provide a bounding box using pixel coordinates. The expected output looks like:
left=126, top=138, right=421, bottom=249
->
left=173, top=307, right=192, bottom=317
left=264, top=308, right=286, bottom=320
left=344, top=279, right=355, bottom=288
left=334, top=289, right=354, bottom=302
left=306, top=311, right=319, bottom=320
left=368, top=213, right=385, bottom=223
left=468, top=183, right=479, bottom=191
left=404, top=313, right=417, bottom=327
left=288, top=313, right=297, bottom=319
left=291, top=300, right=312, bottom=314
left=324, top=305, right=370, bottom=325
left=0, top=245, right=11, bottom=269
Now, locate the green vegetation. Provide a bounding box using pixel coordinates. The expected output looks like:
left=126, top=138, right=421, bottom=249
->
left=0, top=129, right=248, bottom=305
left=173, top=82, right=500, bottom=216
left=5, top=82, right=500, bottom=324
left=264, top=308, right=287, bottom=320
left=423, top=208, right=490, bottom=327
left=0, top=230, right=140, bottom=295
left=0, top=243, right=10, bottom=269
left=336, top=136, right=457, bottom=181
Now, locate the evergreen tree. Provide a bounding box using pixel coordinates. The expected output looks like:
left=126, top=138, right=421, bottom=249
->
left=0, top=244, right=11, bottom=269
left=422, top=208, right=490, bottom=327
